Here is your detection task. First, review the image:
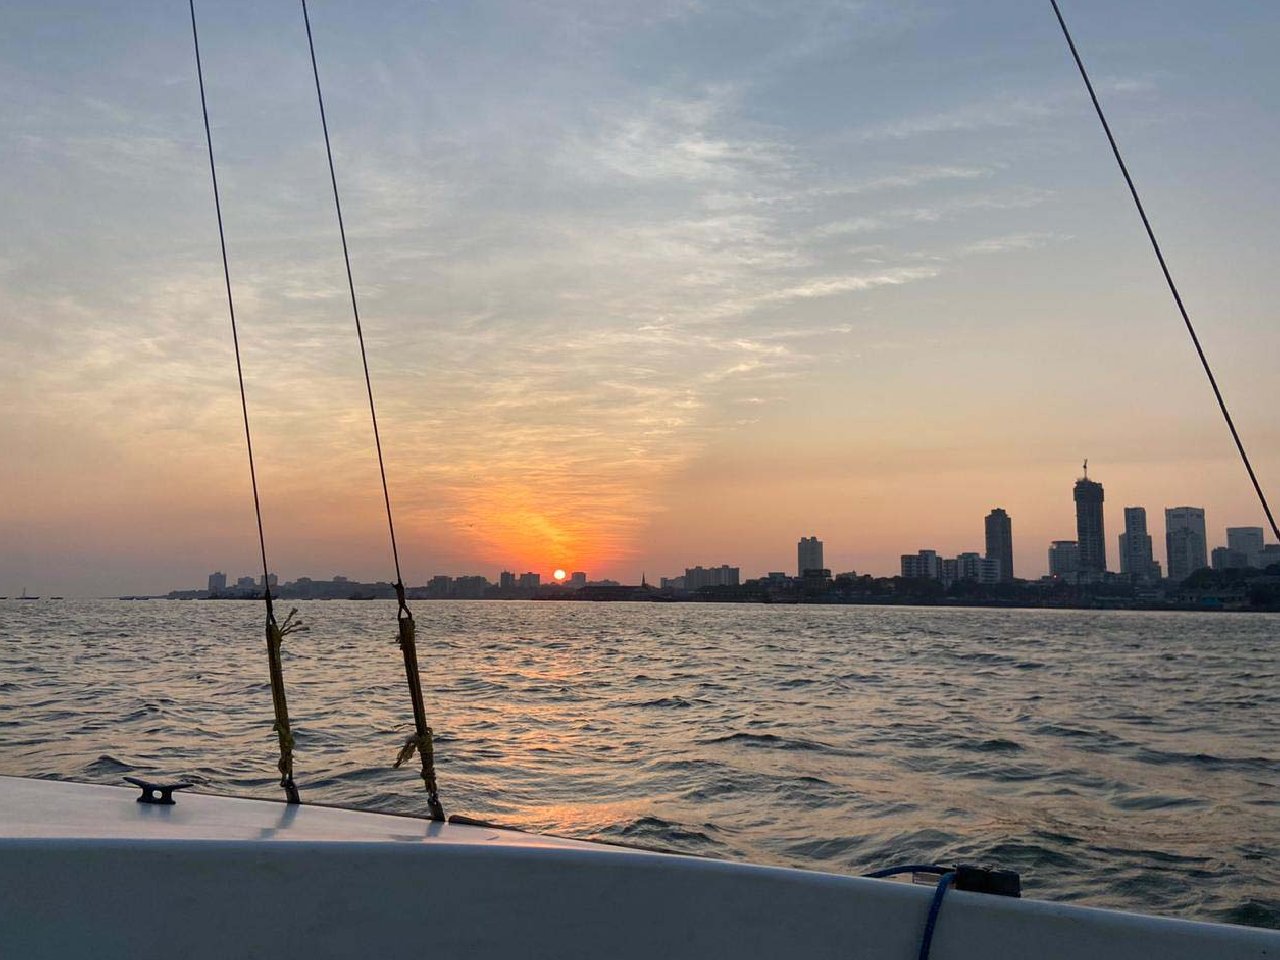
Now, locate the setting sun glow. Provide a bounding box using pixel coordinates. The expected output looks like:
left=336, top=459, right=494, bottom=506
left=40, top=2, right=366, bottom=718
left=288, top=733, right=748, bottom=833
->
left=553, top=569, right=567, bottom=582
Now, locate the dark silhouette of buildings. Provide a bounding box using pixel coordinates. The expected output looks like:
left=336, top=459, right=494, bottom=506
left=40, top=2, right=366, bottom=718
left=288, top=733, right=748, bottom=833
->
left=1073, top=462, right=1107, bottom=573
left=984, top=508, right=1013, bottom=582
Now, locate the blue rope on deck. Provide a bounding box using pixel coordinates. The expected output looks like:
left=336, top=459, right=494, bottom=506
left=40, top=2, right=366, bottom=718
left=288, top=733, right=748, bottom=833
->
left=863, top=864, right=980, bottom=960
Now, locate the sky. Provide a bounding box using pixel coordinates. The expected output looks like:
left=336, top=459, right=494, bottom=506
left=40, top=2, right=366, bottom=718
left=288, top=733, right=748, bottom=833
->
left=2, top=0, right=1279, bottom=596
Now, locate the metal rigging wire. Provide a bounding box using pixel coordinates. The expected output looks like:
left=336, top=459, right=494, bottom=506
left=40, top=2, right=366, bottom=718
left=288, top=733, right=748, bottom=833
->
left=1049, top=0, right=1279, bottom=542
left=188, top=0, right=301, bottom=804
left=299, top=0, right=445, bottom=821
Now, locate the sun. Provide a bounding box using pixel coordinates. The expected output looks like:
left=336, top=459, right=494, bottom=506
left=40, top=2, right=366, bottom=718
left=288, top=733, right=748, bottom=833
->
left=553, top=569, right=567, bottom=582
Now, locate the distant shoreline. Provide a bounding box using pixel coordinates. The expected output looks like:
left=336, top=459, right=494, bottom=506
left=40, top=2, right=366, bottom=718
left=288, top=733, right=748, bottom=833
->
left=74, top=594, right=1277, bottom=614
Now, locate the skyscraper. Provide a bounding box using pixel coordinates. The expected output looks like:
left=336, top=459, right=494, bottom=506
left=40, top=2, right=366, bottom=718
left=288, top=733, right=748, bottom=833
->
left=1118, top=507, right=1160, bottom=582
left=1165, top=507, right=1207, bottom=583
left=1073, top=462, right=1106, bottom=574
left=797, top=536, right=824, bottom=576
left=984, top=508, right=1013, bottom=582
left=208, top=571, right=227, bottom=595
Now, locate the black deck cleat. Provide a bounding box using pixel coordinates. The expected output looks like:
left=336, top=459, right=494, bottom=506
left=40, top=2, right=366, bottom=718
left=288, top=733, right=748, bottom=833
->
left=123, top=777, right=193, bottom=806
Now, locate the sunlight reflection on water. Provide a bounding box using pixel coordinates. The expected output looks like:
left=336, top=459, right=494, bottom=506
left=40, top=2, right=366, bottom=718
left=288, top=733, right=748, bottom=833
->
left=0, top=599, right=1276, bottom=928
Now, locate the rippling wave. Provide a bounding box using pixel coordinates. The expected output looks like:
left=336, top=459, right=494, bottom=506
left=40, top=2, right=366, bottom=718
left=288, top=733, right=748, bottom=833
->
left=0, top=599, right=1276, bottom=929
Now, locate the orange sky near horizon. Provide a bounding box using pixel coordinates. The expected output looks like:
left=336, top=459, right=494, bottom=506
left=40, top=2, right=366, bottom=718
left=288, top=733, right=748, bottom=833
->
left=2, top=2, right=1279, bottom=596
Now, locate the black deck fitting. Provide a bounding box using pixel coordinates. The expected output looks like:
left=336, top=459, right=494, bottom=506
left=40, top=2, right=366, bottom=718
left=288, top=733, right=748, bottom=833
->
left=954, top=864, right=1022, bottom=898
left=123, top=777, right=194, bottom=806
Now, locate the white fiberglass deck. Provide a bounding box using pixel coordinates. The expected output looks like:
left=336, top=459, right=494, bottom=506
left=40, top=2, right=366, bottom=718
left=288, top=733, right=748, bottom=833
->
left=0, top=776, right=1275, bottom=959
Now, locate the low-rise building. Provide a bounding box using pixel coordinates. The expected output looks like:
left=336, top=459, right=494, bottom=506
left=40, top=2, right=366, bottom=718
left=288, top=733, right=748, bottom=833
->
left=900, top=550, right=941, bottom=580
left=1209, top=547, right=1247, bottom=571
left=452, top=576, right=489, bottom=598
left=684, top=565, right=740, bottom=590
left=1226, top=527, right=1265, bottom=568
left=1048, top=541, right=1080, bottom=579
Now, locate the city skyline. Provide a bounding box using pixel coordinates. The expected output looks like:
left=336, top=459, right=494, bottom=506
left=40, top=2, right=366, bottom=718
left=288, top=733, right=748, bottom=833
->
left=18, top=463, right=1280, bottom=596
left=3, top=2, right=1279, bottom=596
left=179, top=471, right=1275, bottom=595
left=19, top=459, right=1280, bottom=595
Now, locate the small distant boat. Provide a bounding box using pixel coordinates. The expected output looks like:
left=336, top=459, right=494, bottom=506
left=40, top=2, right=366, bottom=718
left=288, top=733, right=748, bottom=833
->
left=18, top=589, right=39, bottom=601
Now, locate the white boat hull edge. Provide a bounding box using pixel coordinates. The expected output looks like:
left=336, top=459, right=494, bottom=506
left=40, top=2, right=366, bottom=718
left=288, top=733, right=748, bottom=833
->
left=0, top=777, right=1274, bottom=960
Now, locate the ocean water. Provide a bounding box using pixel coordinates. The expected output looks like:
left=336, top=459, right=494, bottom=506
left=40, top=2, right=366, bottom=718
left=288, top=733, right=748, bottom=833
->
left=0, top=599, right=1276, bottom=929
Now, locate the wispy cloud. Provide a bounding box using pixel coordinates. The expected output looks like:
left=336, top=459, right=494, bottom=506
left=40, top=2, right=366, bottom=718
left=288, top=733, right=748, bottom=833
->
left=807, top=164, right=996, bottom=198
left=564, top=86, right=788, bottom=186
left=847, top=94, right=1063, bottom=143
left=811, top=187, right=1054, bottom=238
left=959, top=231, right=1061, bottom=255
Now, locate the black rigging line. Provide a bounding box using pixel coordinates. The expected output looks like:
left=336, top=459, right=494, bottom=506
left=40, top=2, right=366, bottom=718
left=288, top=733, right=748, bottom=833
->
left=299, top=0, right=405, bottom=587
left=300, top=0, right=445, bottom=820
left=188, top=0, right=300, bottom=804
left=1048, top=0, right=1279, bottom=542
